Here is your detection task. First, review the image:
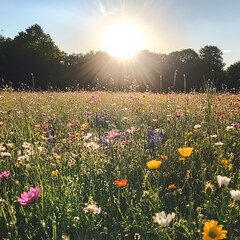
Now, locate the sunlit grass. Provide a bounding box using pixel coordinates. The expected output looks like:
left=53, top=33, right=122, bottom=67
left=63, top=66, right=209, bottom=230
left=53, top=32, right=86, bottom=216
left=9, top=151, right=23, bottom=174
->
left=0, top=91, right=239, bottom=239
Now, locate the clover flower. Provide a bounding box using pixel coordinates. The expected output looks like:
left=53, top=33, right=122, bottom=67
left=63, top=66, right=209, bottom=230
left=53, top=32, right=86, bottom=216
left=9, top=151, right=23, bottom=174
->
left=153, top=211, right=175, bottom=227
left=18, top=186, right=40, bottom=205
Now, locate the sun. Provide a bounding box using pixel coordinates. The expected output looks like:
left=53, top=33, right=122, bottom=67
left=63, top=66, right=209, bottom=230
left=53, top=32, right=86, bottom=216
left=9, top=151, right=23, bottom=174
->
left=103, top=21, right=145, bottom=59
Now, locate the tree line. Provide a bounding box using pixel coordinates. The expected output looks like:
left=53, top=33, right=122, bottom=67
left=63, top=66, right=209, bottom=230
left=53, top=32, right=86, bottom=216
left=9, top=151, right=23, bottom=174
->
left=0, top=24, right=239, bottom=92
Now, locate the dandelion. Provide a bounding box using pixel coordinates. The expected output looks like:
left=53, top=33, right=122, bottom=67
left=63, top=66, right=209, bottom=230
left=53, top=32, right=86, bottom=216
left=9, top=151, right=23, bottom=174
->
left=153, top=211, right=175, bottom=227
left=18, top=186, right=40, bottom=205
left=217, top=175, right=231, bottom=187
left=202, top=220, right=227, bottom=240
left=178, top=147, right=193, bottom=158
left=146, top=160, right=162, bottom=169
left=114, top=179, right=127, bottom=187
left=83, top=203, right=101, bottom=214
left=230, top=190, right=240, bottom=201
left=0, top=170, right=10, bottom=180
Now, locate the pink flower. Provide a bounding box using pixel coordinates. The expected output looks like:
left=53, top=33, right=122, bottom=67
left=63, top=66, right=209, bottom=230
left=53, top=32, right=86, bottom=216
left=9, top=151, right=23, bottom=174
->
left=18, top=187, right=40, bottom=205
left=0, top=170, right=10, bottom=180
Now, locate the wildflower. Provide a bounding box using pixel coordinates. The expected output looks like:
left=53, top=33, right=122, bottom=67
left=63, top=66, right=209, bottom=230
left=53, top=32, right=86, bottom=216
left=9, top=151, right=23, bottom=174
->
left=0, top=152, right=11, bottom=157
left=194, top=124, right=201, bottom=129
left=205, top=181, right=214, bottom=194
left=15, top=162, right=20, bottom=168
left=160, top=155, right=168, bottom=160
left=220, top=159, right=230, bottom=166
left=153, top=211, right=175, bottom=227
left=179, top=157, right=186, bottom=161
left=217, top=175, right=231, bottom=187
left=230, top=190, right=240, bottom=201
left=0, top=170, right=10, bottom=180
left=214, top=142, right=224, bottom=146
left=52, top=170, right=58, bottom=177
left=18, top=186, right=40, bottom=205
left=83, top=203, right=101, bottom=214
left=178, top=147, right=193, bottom=158
left=167, top=184, right=176, bottom=189
left=114, top=179, right=127, bottom=187
left=6, top=143, right=14, bottom=149
left=34, top=124, right=41, bottom=129
left=55, top=155, right=61, bottom=160
left=0, top=121, right=4, bottom=126
left=81, top=122, right=89, bottom=131
left=202, top=220, right=227, bottom=240
left=226, top=125, right=234, bottom=131
left=146, top=160, right=162, bottom=169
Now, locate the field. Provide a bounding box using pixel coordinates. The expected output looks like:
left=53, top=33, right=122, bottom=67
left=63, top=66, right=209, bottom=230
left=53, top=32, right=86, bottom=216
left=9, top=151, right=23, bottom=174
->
left=0, top=90, right=239, bottom=240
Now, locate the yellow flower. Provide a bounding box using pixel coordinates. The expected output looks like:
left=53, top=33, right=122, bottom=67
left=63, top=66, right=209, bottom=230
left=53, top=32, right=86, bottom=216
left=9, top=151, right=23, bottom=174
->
left=14, top=162, right=20, bottom=168
left=52, top=170, right=58, bottom=177
left=178, top=147, right=193, bottom=158
left=81, top=122, right=89, bottom=131
left=202, top=220, right=227, bottom=240
left=146, top=160, right=162, bottom=169
left=221, top=159, right=230, bottom=166
left=55, top=155, right=61, bottom=160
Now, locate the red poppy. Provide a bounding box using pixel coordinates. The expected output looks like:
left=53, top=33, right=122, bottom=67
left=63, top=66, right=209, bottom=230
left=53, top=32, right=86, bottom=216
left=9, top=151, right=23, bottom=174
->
left=114, top=179, right=127, bottom=187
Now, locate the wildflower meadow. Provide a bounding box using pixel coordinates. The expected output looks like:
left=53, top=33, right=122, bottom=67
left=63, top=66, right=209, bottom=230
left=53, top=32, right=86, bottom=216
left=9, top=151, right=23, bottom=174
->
left=0, top=89, right=239, bottom=240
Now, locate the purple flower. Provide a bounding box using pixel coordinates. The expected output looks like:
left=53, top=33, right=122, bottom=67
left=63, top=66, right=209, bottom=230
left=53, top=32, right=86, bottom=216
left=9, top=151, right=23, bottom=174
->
left=0, top=170, right=10, bottom=180
left=18, top=187, right=40, bottom=205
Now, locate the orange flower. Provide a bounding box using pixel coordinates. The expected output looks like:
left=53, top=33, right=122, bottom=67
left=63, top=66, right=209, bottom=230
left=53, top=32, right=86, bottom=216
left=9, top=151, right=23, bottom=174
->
left=178, top=147, right=193, bottom=158
left=179, top=157, right=186, bottom=161
left=221, top=159, right=230, bottom=166
left=168, top=184, right=176, bottom=189
left=160, top=155, right=168, bottom=160
left=114, top=179, right=127, bottom=187
left=15, top=162, right=20, bottom=168
left=34, top=124, right=41, bottom=129
left=146, top=160, right=162, bottom=169
left=52, top=170, right=58, bottom=177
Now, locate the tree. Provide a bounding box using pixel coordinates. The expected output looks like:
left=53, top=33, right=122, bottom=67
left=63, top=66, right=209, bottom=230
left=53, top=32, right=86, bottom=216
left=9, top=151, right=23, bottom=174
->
left=226, top=61, right=240, bottom=90
left=199, top=45, right=225, bottom=89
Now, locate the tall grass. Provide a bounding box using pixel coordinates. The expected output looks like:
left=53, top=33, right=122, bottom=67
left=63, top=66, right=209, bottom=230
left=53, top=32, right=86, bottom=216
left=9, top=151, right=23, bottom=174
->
left=0, top=90, right=239, bottom=239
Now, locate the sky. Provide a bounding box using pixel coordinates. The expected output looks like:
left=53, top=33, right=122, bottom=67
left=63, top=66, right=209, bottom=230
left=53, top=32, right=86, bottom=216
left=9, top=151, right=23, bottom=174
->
left=1, top=0, right=240, bottom=67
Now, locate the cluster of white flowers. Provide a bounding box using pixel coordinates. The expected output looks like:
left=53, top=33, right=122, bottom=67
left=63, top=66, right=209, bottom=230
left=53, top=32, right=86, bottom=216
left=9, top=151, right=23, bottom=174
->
left=83, top=203, right=101, bottom=214
left=153, top=211, right=175, bottom=227
left=217, top=175, right=240, bottom=202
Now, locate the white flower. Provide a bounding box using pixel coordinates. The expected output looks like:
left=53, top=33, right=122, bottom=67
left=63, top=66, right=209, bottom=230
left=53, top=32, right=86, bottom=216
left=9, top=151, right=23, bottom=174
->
left=83, top=203, right=101, bottom=214
left=226, top=126, right=234, bottom=131
left=0, top=152, right=11, bottom=157
left=214, top=141, right=224, bottom=146
left=153, top=211, right=175, bottom=227
left=230, top=190, right=240, bottom=201
left=210, top=135, right=217, bottom=138
left=194, top=124, right=201, bottom=129
left=217, top=175, right=231, bottom=187
left=83, top=133, right=93, bottom=141
left=83, top=141, right=99, bottom=150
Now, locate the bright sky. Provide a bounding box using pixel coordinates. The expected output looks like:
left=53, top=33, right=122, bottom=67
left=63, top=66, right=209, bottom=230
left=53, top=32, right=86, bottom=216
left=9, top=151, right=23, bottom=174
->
left=1, top=0, right=240, bottom=67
